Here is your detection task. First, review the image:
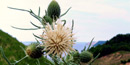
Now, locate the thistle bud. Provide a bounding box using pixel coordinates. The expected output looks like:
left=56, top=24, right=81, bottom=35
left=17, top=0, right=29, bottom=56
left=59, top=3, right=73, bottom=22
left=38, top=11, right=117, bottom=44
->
left=47, top=0, right=61, bottom=20
left=80, top=51, right=93, bottom=63
left=43, top=16, right=53, bottom=25
left=26, top=43, right=43, bottom=59
left=73, top=51, right=80, bottom=60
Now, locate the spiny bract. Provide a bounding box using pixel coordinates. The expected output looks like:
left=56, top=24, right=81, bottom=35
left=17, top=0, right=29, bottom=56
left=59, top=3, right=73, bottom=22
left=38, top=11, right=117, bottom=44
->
left=80, top=51, right=93, bottom=63
left=26, top=43, right=43, bottom=59
left=47, top=0, right=61, bottom=20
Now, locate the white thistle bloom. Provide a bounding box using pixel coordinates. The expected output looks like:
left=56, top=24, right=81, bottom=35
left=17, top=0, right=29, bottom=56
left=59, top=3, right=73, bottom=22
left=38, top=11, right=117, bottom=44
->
left=41, top=19, right=75, bottom=57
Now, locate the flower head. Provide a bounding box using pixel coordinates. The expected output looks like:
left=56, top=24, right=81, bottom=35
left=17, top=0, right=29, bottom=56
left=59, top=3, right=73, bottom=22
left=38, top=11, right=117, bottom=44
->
left=41, top=19, right=75, bottom=57
left=26, top=43, right=43, bottom=59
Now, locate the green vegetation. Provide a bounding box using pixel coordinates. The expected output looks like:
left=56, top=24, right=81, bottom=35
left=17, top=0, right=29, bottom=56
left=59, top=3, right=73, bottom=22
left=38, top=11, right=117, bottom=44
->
left=90, top=34, right=130, bottom=58
left=1, top=0, right=103, bottom=64
left=0, top=29, right=100, bottom=65
left=0, top=29, right=50, bottom=65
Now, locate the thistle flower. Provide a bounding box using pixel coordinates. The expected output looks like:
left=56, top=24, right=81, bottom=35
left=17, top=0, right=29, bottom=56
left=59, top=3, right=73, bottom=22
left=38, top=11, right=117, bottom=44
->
left=26, top=43, right=43, bottom=59
left=41, top=19, right=75, bottom=57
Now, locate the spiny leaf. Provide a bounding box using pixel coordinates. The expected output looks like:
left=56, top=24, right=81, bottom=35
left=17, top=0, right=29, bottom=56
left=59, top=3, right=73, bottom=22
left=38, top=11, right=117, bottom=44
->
left=8, top=7, right=43, bottom=23
left=8, top=7, right=29, bottom=12
left=0, top=46, right=11, bottom=65
left=30, top=21, right=42, bottom=29
left=11, top=26, right=39, bottom=30
left=71, top=20, right=74, bottom=31
left=60, top=7, right=71, bottom=17
left=62, top=20, right=66, bottom=26
left=29, top=9, right=43, bottom=23
left=52, top=57, right=60, bottom=65
left=45, top=10, right=48, bottom=16
left=42, top=56, right=55, bottom=65
left=38, top=7, right=40, bottom=16
left=81, top=38, right=94, bottom=52
left=62, top=58, right=68, bottom=65
left=36, top=59, right=40, bottom=65
left=81, top=44, right=87, bottom=52
left=87, top=37, right=94, bottom=51
left=33, top=33, right=43, bottom=40
left=20, top=46, right=27, bottom=55
left=89, top=53, right=100, bottom=65
left=35, top=38, right=41, bottom=44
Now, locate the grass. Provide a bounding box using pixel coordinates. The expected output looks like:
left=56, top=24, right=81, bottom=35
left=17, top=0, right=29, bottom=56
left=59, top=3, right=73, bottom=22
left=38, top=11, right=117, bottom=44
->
left=0, top=29, right=51, bottom=65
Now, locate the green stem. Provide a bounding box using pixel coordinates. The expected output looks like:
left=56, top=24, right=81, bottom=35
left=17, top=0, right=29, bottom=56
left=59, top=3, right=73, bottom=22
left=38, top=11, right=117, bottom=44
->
left=0, top=46, right=11, bottom=65
left=36, top=59, right=40, bottom=65
left=13, top=55, right=28, bottom=64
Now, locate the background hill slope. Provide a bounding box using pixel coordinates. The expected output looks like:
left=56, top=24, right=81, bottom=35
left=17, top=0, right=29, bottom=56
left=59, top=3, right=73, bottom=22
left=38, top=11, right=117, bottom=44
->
left=92, top=51, right=130, bottom=65
left=0, top=30, right=48, bottom=65
left=90, top=34, right=130, bottom=58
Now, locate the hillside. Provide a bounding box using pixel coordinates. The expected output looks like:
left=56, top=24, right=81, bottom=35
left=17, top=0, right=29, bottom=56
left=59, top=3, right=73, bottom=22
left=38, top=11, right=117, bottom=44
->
left=92, top=51, right=130, bottom=65
left=90, top=34, right=130, bottom=57
left=0, top=30, right=47, bottom=65
left=93, top=41, right=106, bottom=47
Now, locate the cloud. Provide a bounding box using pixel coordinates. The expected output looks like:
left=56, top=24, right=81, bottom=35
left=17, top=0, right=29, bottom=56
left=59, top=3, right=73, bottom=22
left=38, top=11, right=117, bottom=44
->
left=0, top=0, right=130, bottom=42
left=63, top=0, right=129, bottom=21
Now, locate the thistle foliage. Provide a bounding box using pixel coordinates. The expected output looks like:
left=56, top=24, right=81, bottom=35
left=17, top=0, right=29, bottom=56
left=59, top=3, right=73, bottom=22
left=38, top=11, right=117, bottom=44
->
left=0, top=0, right=100, bottom=65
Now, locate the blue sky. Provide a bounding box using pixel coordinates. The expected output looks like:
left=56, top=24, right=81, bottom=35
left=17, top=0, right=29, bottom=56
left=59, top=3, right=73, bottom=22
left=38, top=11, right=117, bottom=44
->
left=0, top=0, right=130, bottom=42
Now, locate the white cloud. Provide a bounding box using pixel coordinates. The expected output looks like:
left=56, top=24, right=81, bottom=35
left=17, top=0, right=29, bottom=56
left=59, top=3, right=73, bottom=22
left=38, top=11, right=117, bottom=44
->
left=0, top=0, right=130, bottom=42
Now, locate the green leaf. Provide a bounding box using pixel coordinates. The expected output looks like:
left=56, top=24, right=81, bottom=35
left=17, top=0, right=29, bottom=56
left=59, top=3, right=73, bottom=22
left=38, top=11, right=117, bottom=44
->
left=60, top=7, right=71, bottom=17
left=38, top=7, right=40, bottom=16
left=11, top=26, right=39, bottom=30
left=62, top=58, right=68, bottom=65
left=81, top=38, right=94, bottom=52
left=33, top=33, right=44, bottom=40
left=81, top=44, right=87, bottom=52
left=8, top=7, right=43, bottom=23
left=36, top=59, right=40, bottom=65
left=30, top=21, right=42, bottom=29
left=35, top=38, right=41, bottom=44
left=65, top=54, right=70, bottom=62
left=20, top=46, right=27, bottom=55
left=45, top=10, right=48, bottom=16
left=29, top=9, right=43, bottom=23
left=62, top=20, right=66, bottom=26
left=87, top=37, right=94, bottom=51
left=0, top=46, right=11, bottom=65
left=71, top=20, right=74, bottom=31
left=8, top=7, right=29, bottom=12
left=89, top=53, right=100, bottom=65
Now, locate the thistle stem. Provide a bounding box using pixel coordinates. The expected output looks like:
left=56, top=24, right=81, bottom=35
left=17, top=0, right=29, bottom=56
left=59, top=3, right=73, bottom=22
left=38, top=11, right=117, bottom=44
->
left=13, top=55, right=28, bottom=64
left=0, top=46, right=11, bottom=65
